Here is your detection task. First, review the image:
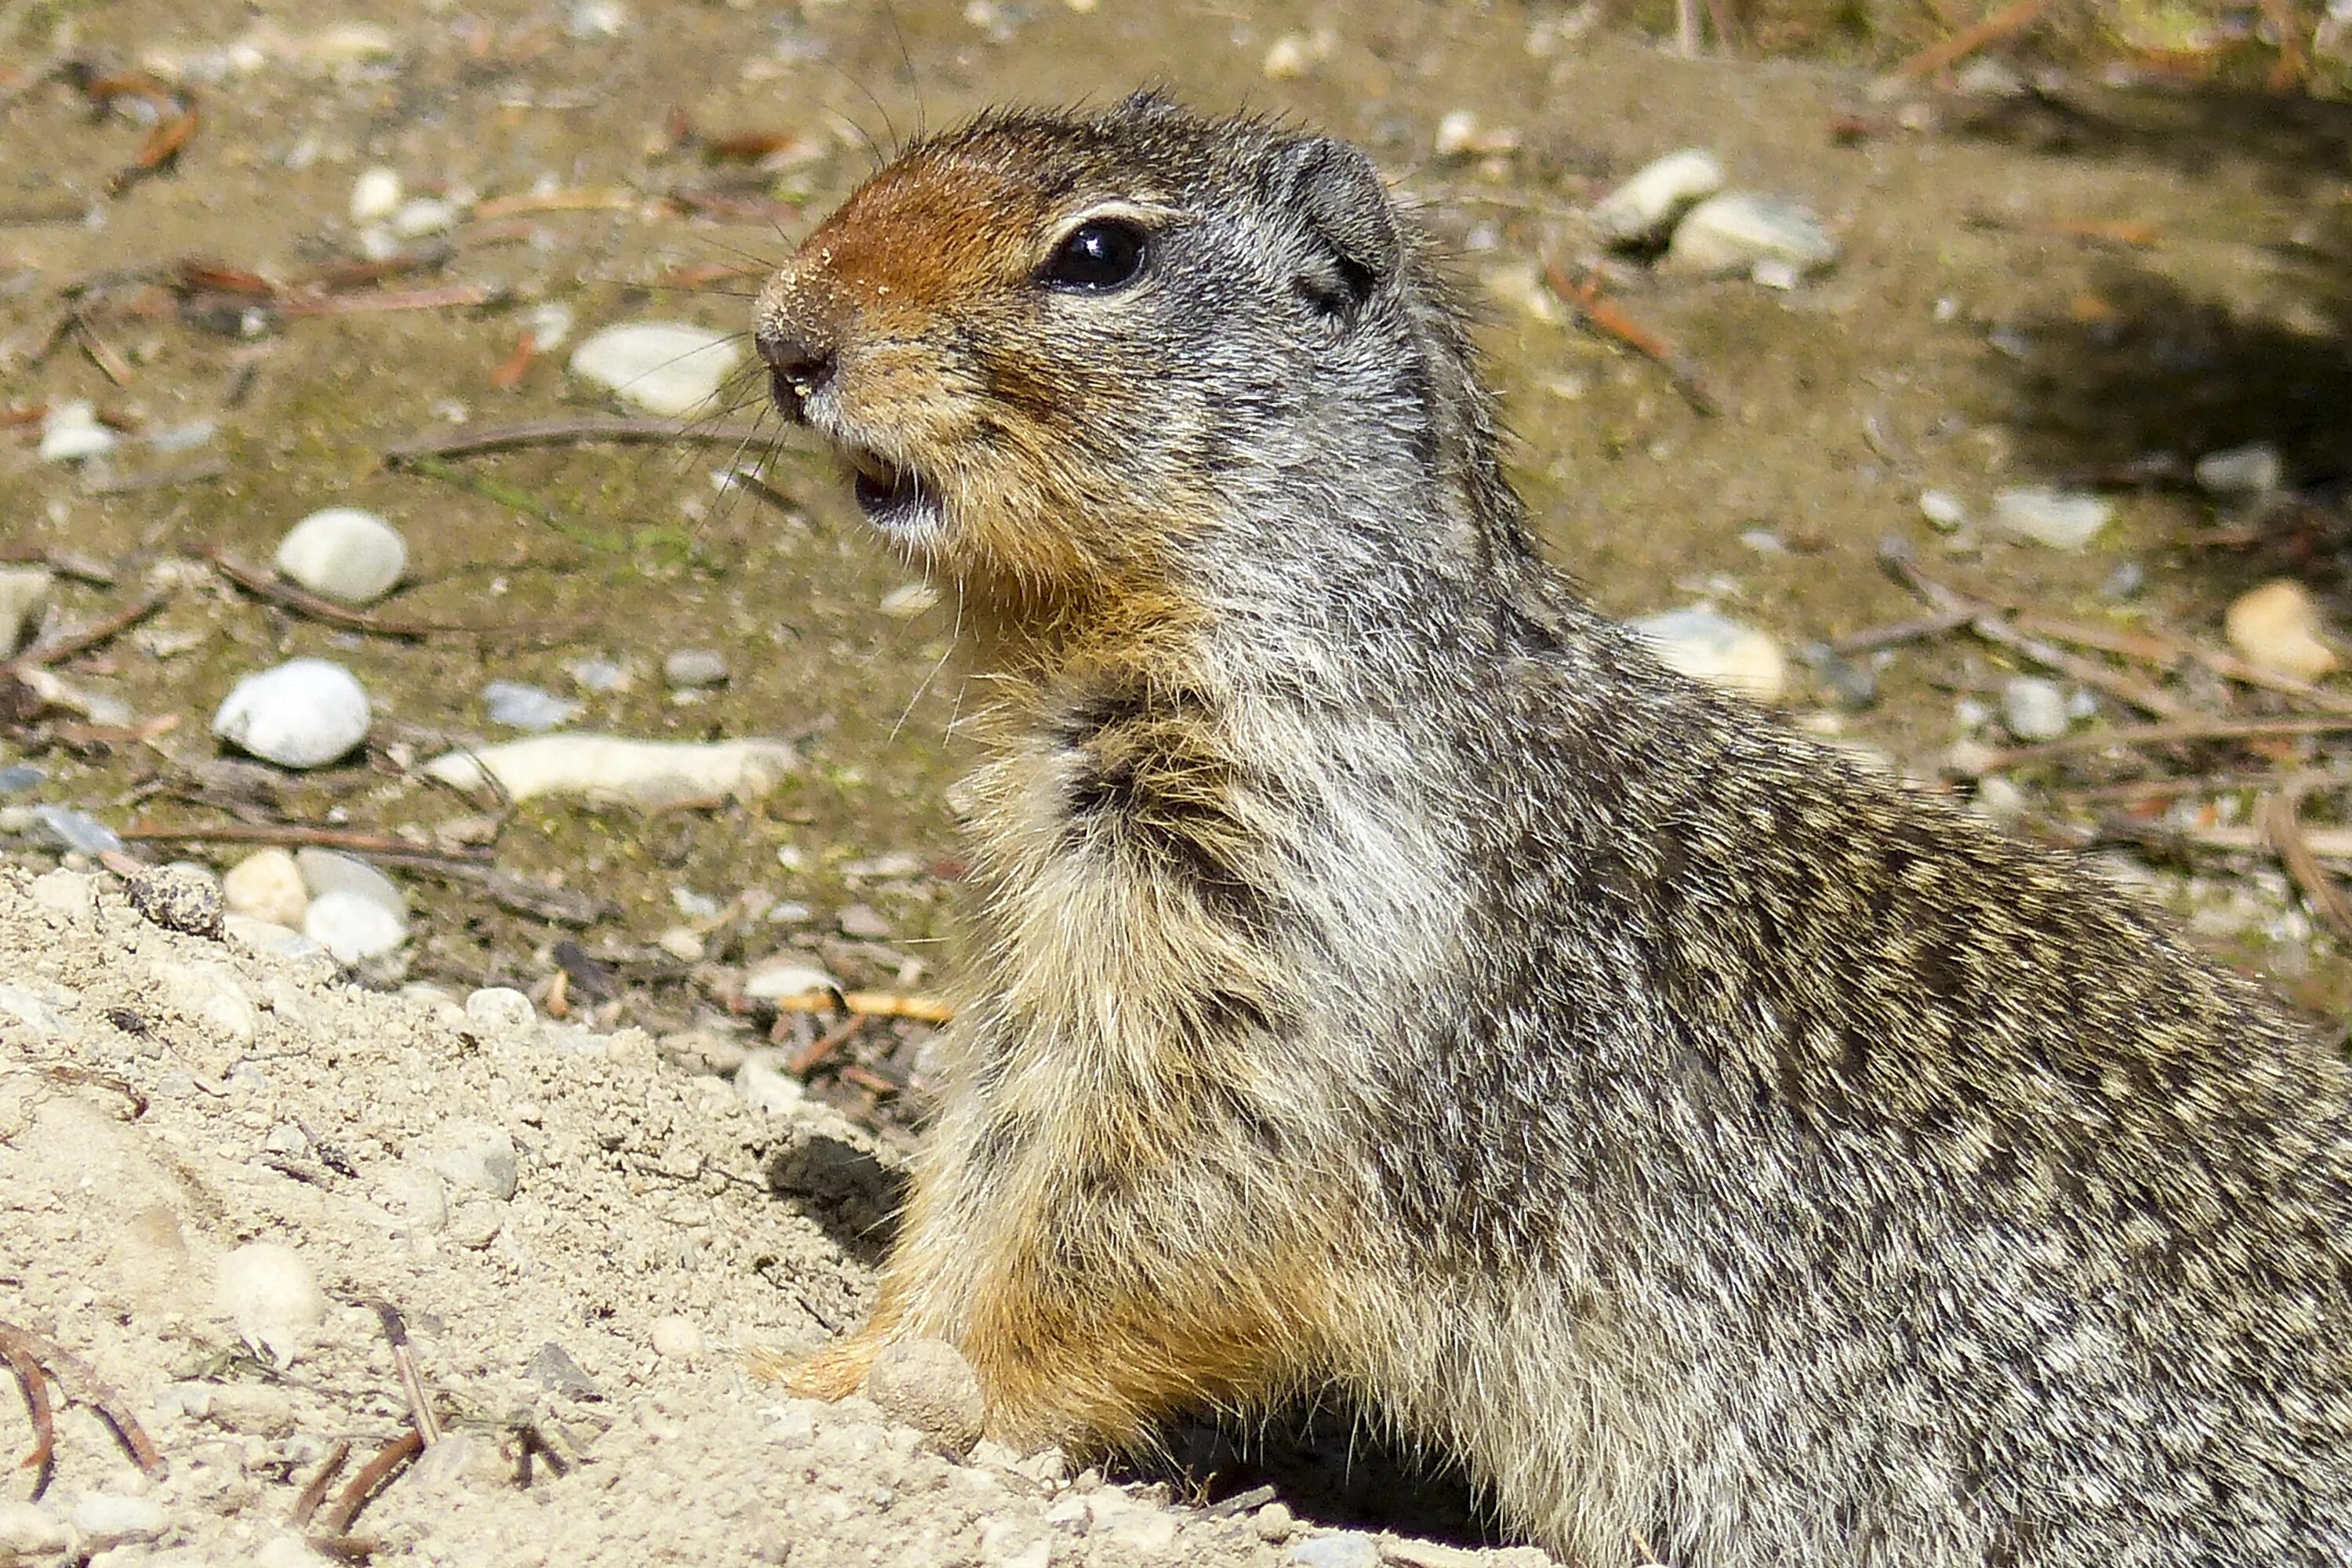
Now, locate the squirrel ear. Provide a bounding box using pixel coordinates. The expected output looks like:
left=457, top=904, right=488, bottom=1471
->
left=1264, top=136, right=1400, bottom=314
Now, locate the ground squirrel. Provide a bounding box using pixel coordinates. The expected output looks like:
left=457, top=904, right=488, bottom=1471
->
left=753, top=94, right=2352, bottom=1565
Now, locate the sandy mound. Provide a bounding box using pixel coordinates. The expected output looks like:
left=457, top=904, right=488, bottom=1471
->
left=0, top=866, right=1547, bottom=1567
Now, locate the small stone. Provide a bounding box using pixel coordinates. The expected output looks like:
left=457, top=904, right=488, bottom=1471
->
left=1290, top=1534, right=1382, bottom=1568
left=2100, top=561, right=2146, bottom=601
left=390, top=195, right=459, bottom=238
left=1973, top=775, right=2027, bottom=821
left=1589, top=147, right=1724, bottom=247
left=743, top=960, right=840, bottom=1002
left=223, top=848, right=309, bottom=928
left=70, top=1492, right=165, bottom=1543
left=212, top=659, right=372, bottom=769
left=1632, top=607, right=1788, bottom=702
left=565, top=655, right=630, bottom=692
left=226, top=916, right=327, bottom=962
left=127, top=864, right=225, bottom=938
left=445, top=1198, right=505, bottom=1248
left=837, top=903, right=892, bottom=940
left=217, top=1241, right=327, bottom=1364
left=205, top=1381, right=296, bottom=1436
left=527, top=1341, right=604, bottom=1400
left=255, top=1533, right=336, bottom=1568
left=0, top=1500, right=68, bottom=1554
left=2194, top=441, right=2283, bottom=496
left=1664, top=192, right=1837, bottom=278
left=0, top=566, right=52, bottom=656
left=1991, top=487, right=2110, bottom=550
left=662, top=648, right=729, bottom=689
left=880, top=583, right=941, bottom=618
left=350, top=166, right=401, bottom=223
left=274, top=508, right=408, bottom=605
left=0, top=763, right=43, bottom=793
left=30, top=804, right=123, bottom=856
left=2226, top=579, right=2338, bottom=681
left=1253, top=1501, right=1296, bottom=1542
left=0, top=983, right=65, bottom=1037
left=978, top=1519, right=1054, bottom=1568
left=302, top=891, right=405, bottom=964
left=1432, top=109, right=1514, bottom=157
left=38, top=400, right=116, bottom=463
left=1918, top=490, right=1967, bottom=532
left=571, top=322, right=742, bottom=417
left=2001, top=676, right=2071, bottom=742
left=656, top=925, right=707, bottom=962
left=412, top=1120, right=520, bottom=1200
left=483, top=679, right=583, bottom=731
left=28, top=868, right=96, bottom=920
left=866, top=1337, right=985, bottom=1457
left=737, top=1054, right=808, bottom=1116
left=465, top=985, right=536, bottom=1029
left=650, top=1313, right=706, bottom=1361
left=1798, top=642, right=1876, bottom=710
left=524, top=302, right=575, bottom=352
left=1101, top=1509, right=1180, bottom=1553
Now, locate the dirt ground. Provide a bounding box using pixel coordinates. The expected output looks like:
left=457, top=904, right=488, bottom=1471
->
left=4, top=0, right=2352, bottom=1562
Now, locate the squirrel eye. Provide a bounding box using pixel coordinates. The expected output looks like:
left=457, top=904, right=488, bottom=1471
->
left=1041, top=220, right=1149, bottom=292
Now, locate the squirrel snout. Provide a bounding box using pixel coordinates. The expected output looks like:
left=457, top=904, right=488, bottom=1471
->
left=757, top=318, right=835, bottom=423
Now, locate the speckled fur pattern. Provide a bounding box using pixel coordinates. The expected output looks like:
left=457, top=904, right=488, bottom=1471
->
left=754, top=94, right=2352, bottom=1566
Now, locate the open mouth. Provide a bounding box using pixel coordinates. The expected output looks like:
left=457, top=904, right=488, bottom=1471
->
left=845, top=448, right=942, bottom=535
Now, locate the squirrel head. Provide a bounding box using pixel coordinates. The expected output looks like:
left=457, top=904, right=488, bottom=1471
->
left=757, top=93, right=1515, bottom=642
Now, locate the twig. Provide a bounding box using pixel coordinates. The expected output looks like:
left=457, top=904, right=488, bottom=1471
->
left=314, top=1428, right=423, bottom=1535
left=2263, top=778, right=2352, bottom=941
left=1886, top=0, right=2057, bottom=81
left=786, top=1013, right=869, bottom=1076
left=38, top=1063, right=147, bottom=1119
left=370, top=1303, right=441, bottom=1446
left=383, top=417, right=775, bottom=463
left=1539, top=257, right=1717, bottom=417
left=0, top=1326, right=56, bottom=1500
left=201, top=549, right=468, bottom=639
left=5, top=590, right=167, bottom=670
left=117, top=821, right=494, bottom=868
left=278, top=284, right=504, bottom=317
left=289, top=1439, right=353, bottom=1526
left=0, top=1319, right=165, bottom=1480
left=769, top=989, right=956, bottom=1025
left=1952, top=716, right=2352, bottom=778
left=1828, top=606, right=1976, bottom=656
left=1969, top=614, right=2190, bottom=720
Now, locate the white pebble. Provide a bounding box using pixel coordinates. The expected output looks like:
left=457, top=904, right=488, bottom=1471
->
left=525, top=302, right=575, bottom=352
left=216, top=1241, right=326, bottom=1364
left=1589, top=147, right=1723, bottom=246
left=0, top=566, right=52, bottom=656
left=570, top=322, right=742, bottom=417
left=663, top=648, right=729, bottom=689
left=70, top=1493, right=165, bottom=1543
left=2226, top=579, right=2338, bottom=681
left=2001, top=676, right=2071, bottom=741
left=0, top=1501, right=67, bottom=1555
left=212, top=659, right=372, bottom=769
left=1918, top=490, right=1967, bottom=532
left=303, top=890, right=407, bottom=964
left=390, top=196, right=459, bottom=238
left=38, top=400, right=117, bottom=463
left=484, top=679, right=583, bottom=731
left=866, top=1337, right=985, bottom=1457
left=1289, top=1534, right=1381, bottom=1568
left=743, top=960, right=840, bottom=1001
left=412, top=1120, right=520, bottom=1200
left=349, top=166, right=402, bottom=224
left=1991, top=486, right=2111, bottom=550
left=1631, top=607, right=1788, bottom=702
left=1664, top=192, right=1837, bottom=278
left=736, top=1054, right=808, bottom=1116
left=465, top=985, right=536, bottom=1029
left=225, top=915, right=328, bottom=962
left=880, top=582, right=940, bottom=618
left=274, top=507, right=407, bottom=605
left=2194, top=441, right=2283, bottom=496
left=650, top=1313, right=706, bottom=1360
left=423, top=734, right=797, bottom=809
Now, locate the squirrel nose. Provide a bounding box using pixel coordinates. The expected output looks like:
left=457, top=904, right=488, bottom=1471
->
left=757, top=321, right=835, bottom=419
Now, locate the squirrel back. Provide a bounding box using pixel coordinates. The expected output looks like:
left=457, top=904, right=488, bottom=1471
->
left=755, top=94, right=2352, bottom=1567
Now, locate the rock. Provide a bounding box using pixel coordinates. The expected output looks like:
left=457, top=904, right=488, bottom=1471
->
left=446, top=1198, right=505, bottom=1248
left=524, top=301, right=575, bottom=352
left=390, top=196, right=459, bottom=238
left=1990, top=487, right=2110, bottom=550
left=570, top=322, right=742, bottom=417
left=978, top=1519, right=1054, bottom=1568
left=30, top=804, right=123, bottom=856
left=565, top=655, right=630, bottom=692
left=650, top=1313, right=706, bottom=1361
left=662, top=648, right=729, bottom=689
left=736, top=1054, right=808, bottom=1116
left=837, top=902, right=892, bottom=940
left=1291, top=1534, right=1382, bottom=1568
left=1663, top=192, right=1837, bottom=278
left=483, top=679, right=583, bottom=731
left=274, top=507, right=408, bottom=605
left=0, top=565, right=51, bottom=655
left=216, top=1241, right=326, bottom=1364
left=866, top=1337, right=986, bottom=1457
left=0, top=763, right=43, bottom=793
left=28, top=868, right=96, bottom=920
left=255, top=1533, right=337, bottom=1568
left=349, top=165, right=401, bottom=223
left=1798, top=641, right=1876, bottom=710
left=1631, top=607, right=1788, bottom=702
left=225, top=915, right=328, bottom=962
left=412, top=1120, right=520, bottom=1200
left=70, top=1492, right=165, bottom=1543
left=297, top=847, right=402, bottom=908
left=526, top=1341, right=604, bottom=1400
left=0, top=1500, right=67, bottom=1554
left=1099, top=1508, right=1180, bottom=1553
left=743, top=960, right=840, bottom=1002
left=655, top=925, right=706, bottom=962
left=303, top=891, right=407, bottom=964
left=423, top=735, right=797, bottom=809
left=223, top=848, right=309, bottom=928
left=464, top=985, right=536, bottom=1030
left=2226, top=579, right=2338, bottom=681
left=0, top=982, right=65, bottom=1037
left=1253, top=1501, right=1296, bottom=1541
left=1589, top=147, right=1724, bottom=247
left=1918, top=490, right=1967, bottom=532
left=151, top=958, right=259, bottom=1044
left=204, top=1381, right=296, bottom=1436
left=880, top=582, right=942, bottom=618
left=2195, top=441, right=2283, bottom=496
left=127, top=863, right=225, bottom=938
left=212, top=659, right=372, bottom=769
left=38, top=400, right=115, bottom=463
left=2001, top=677, right=2071, bottom=741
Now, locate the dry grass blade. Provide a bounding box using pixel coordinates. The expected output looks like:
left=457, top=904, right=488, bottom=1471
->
left=289, top=1439, right=354, bottom=1527
left=1953, top=716, right=2352, bottom=777
left=315, top=1428, right=425, bottom=1536
left=0, top=1325, right=57, bottom=1500
left=2263, top=779, right=2352, bottom=941
left=0, top=1319, right=165, bottom=1479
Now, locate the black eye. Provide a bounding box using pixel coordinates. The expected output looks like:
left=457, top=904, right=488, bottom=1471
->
left=1041, top=220, right=1149, bottom=292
